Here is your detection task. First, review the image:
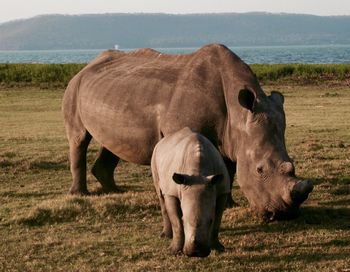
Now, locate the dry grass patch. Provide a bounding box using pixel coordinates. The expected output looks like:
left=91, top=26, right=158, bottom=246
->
left=0, top=86, right=349, bottom=271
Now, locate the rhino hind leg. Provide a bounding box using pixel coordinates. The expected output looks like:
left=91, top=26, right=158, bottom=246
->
left=68, top=130, right=92, bottom=195
left=91, top=147, right=121, bottom=193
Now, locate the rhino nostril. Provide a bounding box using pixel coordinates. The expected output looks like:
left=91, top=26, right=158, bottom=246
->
left=291, top=180, right=313, bottom=204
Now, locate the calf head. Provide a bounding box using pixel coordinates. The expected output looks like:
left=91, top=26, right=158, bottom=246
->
left=172, top=173, right=222, bottom=257
left=235, top=89, right=313, bottom=222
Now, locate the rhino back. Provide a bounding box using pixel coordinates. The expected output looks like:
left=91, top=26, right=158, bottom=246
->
left=78, top=51, right=184, bottom=163
left=63, top=44, right=256, bottom=165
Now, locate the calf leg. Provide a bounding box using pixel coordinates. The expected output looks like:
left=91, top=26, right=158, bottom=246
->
left=159, top=192, right=172, bottom=239
left=211, top=194, right=227, bottom=252
left=151, top=159, right=172, bottom=239
left=68, top=131, right=92, bottom=195
left=91, top=146, right=120, bottom=193
left=164, top=196, right=184, bottom=255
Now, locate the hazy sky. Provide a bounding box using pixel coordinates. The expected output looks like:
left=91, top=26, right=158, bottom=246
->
left=1, top=0, right=350, bottom=23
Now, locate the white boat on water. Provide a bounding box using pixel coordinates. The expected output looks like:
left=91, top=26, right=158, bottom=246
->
left=114, top=44, right=119, bottom=50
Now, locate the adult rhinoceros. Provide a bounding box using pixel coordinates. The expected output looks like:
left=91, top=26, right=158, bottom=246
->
left=62, top=44, right=313, bottom=221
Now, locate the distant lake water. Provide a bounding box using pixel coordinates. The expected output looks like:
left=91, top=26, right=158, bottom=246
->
left=1, top=45, right=350, bottom=64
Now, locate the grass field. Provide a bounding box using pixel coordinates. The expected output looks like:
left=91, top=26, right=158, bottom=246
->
left=1, top=63, right=350, bottom=88
left=0, top=85, right=349, bottom=271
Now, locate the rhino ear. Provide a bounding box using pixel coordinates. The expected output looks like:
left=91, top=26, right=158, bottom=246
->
left=270, top=91, right=284, bottom=105
left=238, top=89, right=256, bottom=112
left=172, top=173, right=187, bottom=185
left=206, top=174, right=223, bottom=185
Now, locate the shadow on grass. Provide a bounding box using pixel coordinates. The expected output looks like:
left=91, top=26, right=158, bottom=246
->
left=318, top=199, right=350, bottom=206
left=15, top=196, right=160, bottom=227
left=301, top=206, right=350, bottom=228
left=0, top=158, right=68, bottom=172
left=222, top=205, right=350, bottom=237
left=0, top=191, right=54, bottom=198
left=87, top=184, right=147, bottom=196
left=331, top=185, right=350, bottom=195
left=0, top=159, right=16, bottom=168
left=312, top=177, right=350, bottom=186
left=29, top=160, right=68, bottom=170
left=232, top=251, right=350, bottom=267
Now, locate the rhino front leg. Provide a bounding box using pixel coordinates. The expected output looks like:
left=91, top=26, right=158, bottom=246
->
left=164, top=196, right=184, bottom=255
left=91, top=146, right=121, bottom=193
left=223, top=158, right=237, bottom=208
left=159, top=192, right=172, bottom=239
left=211, top=194, right=227, bottom=252
left=68, top=131, right=92, bottom=195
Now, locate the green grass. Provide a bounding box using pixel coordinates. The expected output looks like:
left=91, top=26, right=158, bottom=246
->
left=251, top=64, right=350, bottom=84
left=0, top=63, right=350, bottom=88
left=0, top=63, right=85, bottom=88
left=0, top=85, right=349, bottom=271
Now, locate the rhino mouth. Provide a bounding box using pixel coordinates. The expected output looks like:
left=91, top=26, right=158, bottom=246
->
left=262, top=208, right=299, bottom=222
left=259, top=180, right=313, bottom=223
left=261, top=201, right=300, bottom=222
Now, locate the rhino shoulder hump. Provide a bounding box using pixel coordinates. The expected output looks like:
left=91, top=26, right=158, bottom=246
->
left=130, top=48, right=162, bottom=57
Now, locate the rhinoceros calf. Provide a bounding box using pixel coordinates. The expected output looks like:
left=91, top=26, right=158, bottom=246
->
left=151, top=127, right=230, bottom=257
left=63, top=43, right=313, bottom=221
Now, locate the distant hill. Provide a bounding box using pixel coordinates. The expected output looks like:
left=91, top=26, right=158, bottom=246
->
left=0, top=13, right=349, bottom=50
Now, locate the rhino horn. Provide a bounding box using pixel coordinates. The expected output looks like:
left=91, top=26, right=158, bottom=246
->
left=291, top=180, right=314, bottom=205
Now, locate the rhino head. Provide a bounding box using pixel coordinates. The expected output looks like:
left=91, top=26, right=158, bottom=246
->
left=172, top=173, right=223, bottom=257
left=231, top=89, right=313, bottom=222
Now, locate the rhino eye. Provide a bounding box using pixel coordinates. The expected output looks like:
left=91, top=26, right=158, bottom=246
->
left=257, top=166, right=264, bottom=175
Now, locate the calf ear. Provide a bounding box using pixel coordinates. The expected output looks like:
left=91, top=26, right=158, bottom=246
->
left=207, top=174, right=224, bottom=185
left=270, top=91, right=284, bottom=105
left=172, top=173, right=187, bottom=185
left=238, top=89, right=256, bottom=112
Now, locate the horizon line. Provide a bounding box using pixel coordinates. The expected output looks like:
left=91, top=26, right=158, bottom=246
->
left=1, top=11, right=350, bottom=24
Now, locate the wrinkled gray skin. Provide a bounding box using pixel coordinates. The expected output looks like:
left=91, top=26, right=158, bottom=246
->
left=151, top=127, right=230, bottom=257
left=62, top=43, right=313, bottom=221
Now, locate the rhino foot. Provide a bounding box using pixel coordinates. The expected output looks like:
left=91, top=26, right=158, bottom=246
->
left=169, top=241, right=183, bottom=256
left=211, top=240, right=225, bottom=253
left=69, top=187, right=90, bottom=195
left=226, top=195, right=238, bottom=209
left=91, top=156, right=120, bottom=194
left=169, top=246, right=182, bottom=256
left=101, top=184, right=125, bottom=194
left=160, top=230, right=173, bottom=239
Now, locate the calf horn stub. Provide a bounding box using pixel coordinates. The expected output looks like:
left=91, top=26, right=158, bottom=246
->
left=291, top=180, right=313, bottom=205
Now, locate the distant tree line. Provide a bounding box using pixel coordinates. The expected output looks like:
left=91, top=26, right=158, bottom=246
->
left=0, top=13, right=350, bottom=50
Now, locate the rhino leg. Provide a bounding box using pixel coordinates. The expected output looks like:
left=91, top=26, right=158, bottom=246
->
left=164, top=196, right=184, bottom=255
left=211, top=194, right=227, bottom=252
left=68, top=130, right=92, bottom=195
left=223, top=158, right=238, bottom=208
left=91, top=147, right=121, bottom=193
left=159, top=191, right=172, bottom=239
left=151, top=160, right=173, bottom=239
